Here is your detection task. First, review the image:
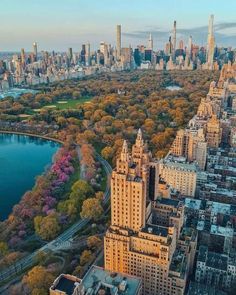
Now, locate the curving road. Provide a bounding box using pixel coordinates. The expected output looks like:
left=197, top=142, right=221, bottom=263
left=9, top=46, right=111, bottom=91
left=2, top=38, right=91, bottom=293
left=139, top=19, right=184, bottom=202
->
left=0, top=151, right=112, bottom=284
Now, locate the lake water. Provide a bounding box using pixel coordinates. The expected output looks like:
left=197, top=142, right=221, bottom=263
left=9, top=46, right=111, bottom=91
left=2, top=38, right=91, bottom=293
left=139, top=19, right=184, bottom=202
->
left=166, top=85, right=182, bottom=91
left=0, top=133, right=60, bottom=220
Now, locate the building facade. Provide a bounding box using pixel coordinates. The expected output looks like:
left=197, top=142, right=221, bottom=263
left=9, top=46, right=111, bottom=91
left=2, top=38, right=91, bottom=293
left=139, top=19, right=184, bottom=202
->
left=104, top=131, right=196, bottom=295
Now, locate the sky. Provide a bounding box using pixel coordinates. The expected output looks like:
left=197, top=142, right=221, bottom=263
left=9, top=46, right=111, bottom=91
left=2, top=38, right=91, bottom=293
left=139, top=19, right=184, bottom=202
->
left=0, top=0, right=236, bottom=51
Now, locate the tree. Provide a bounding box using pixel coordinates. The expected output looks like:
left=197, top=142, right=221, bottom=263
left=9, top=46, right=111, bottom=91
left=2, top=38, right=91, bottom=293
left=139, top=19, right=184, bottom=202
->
left=70, top=180, right=94, bottom=200
left=95, top=191, right=104, bottom=201
left=32, top=288, right=48, bottom=295
left=80, top=198, right=103, bottom=221
left=101, top=146, right=114, bottom=161
left=23, top=266, right=55, bottom=293
left=0, top=241, right=8, bottom=258
left=57, top=198, right=79, bottom=221
left=56, top=116, right=67, bottom=128
left=73, top=265, right=84, bottom=277
left=87, top=236, right=102, bottom=249
left=83, top=130, right=96, bottom=143
left=34, top=215, right=61, bottom=241
left=80, top=250, right=94, bottom=266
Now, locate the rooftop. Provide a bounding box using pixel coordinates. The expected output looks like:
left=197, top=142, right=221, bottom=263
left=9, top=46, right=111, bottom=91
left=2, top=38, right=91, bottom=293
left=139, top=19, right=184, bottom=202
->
left=210, top=225, right=234, bottom=238
left=179, top=227, right=197, bottom=242
left=206, top=201, right=231, bottom=215
left=142, top=224, right=169, bottom=237
left=210, top=188, right=236, bottom=198
left=163, top=161, right=197, bottom=172
left=185, top=198, right=202, bottom=210
left=197, top=246, right=228, bottom=271
left=206, top=252, right=228, bottom=271
left=50, top=274, right=81, bottom=295
left=162, top=155, right=197, bottom=172
left=80, top=265, right=142, bottom=295
left=187, top=281, right=227, bottom=295
left=157, top=197, right=181, bottom=208
left=198, top=246, right=208, bottom=263
left=197, top=220, right=205, bottom=231
left=169, top=248, right=187, bottom=276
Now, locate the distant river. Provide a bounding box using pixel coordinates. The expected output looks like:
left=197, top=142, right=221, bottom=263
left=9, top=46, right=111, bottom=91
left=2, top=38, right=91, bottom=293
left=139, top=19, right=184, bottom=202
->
left=0, top=133, right=60, bottom=220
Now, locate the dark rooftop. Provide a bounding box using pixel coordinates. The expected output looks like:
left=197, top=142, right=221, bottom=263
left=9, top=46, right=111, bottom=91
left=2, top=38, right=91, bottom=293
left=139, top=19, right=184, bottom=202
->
left=230, top=204, right=236, bottom=215
left=142, top=224, right=169, bottom=237
left=51, top=275, right=80, bottom=295
left=197, top=246, right=228, bottom=271
left=157, top=197, right=181, bottom=208
left=169, top=248, right=187, bottom=276
left=206, top=252, right=228, bottom=271
left=187, top=281, right=227, bottom=295
left=198, top=246, right=208, bottom=263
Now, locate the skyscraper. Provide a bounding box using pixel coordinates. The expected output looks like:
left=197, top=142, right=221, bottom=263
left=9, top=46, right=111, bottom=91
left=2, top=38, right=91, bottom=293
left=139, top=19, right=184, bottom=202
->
left=104, top=43, right=110, bottom=66
left=148, top=33, right=153, bottom=51
left=188, top=35, right=193, bottom=57
left=168, top=36, right=172, bottom=55
left=81, top=44, right=86, bottom=64
left=104, top=130, right=196, bottom=295
left=68, top=47, right=73, bottom=61
left=207, top=14, right=215, bottom=70
left=116, top=25, right=121, bottom=61
left=172, top=20, right=177, bottom=58
left=33, top=42, right=38, bottom=61
left=21, top=48, right=25, bottom=66
left=85, top=43, right=91, bottom=66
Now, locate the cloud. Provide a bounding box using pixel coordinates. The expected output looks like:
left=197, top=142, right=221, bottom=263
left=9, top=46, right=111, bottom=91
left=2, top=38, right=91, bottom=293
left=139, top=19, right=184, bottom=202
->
left=123, top=22, right=236, bottom=48
left=215, top=22, right=236, bottom=31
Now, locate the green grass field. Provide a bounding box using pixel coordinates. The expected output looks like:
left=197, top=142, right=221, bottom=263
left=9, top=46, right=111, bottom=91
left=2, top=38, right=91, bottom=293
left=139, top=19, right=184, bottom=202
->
left=44, top=96, right=92, bottom=110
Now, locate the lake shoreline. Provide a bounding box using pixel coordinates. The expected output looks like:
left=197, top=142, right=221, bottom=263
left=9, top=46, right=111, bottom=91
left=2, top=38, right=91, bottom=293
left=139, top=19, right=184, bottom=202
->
left=0, top=130, right=64, bottom=144
left=0, top=133, right=61, bottom=220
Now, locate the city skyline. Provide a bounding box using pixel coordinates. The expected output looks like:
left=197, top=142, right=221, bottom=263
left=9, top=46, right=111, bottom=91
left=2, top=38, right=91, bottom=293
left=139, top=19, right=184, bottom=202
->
left=1, top=0, right=236, bottom=51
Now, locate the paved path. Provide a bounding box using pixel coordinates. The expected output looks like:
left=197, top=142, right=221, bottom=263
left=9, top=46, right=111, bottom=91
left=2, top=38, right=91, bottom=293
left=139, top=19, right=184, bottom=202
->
left=0, top=151, right=112, bottom=285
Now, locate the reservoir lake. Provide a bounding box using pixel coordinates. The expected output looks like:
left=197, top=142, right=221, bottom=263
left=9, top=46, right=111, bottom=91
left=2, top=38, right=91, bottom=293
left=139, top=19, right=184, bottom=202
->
left=0, top=133, right=60, bottom=220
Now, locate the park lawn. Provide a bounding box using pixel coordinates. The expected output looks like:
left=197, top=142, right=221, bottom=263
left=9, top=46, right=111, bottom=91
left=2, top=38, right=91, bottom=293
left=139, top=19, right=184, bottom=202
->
left=44, top=96, right=92, bottom=110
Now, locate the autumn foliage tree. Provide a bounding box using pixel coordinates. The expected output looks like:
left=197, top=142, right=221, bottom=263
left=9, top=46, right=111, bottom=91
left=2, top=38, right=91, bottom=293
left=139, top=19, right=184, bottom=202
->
left=34, top=214, right=61, bottom=241
left=23, top=266, right=55, bottom=294
left=80, top=250, right=95, bottom=266
left=80, top=198, right=103, bottom=221
left=87, top=235, right=102, bottom=250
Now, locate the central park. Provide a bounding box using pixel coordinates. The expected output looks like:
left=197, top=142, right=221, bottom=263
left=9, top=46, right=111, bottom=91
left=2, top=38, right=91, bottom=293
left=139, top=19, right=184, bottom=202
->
left=0, top=69, right=219, bottom=294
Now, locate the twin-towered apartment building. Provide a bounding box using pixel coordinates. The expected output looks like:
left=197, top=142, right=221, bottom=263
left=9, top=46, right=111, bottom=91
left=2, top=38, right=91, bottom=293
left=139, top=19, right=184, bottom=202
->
left=104, top=130, right=197, bottom=295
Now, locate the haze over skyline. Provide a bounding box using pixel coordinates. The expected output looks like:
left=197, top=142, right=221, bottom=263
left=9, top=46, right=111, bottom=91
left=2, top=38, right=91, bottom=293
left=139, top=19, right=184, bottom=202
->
left=1, top=0, right=236, bottom=51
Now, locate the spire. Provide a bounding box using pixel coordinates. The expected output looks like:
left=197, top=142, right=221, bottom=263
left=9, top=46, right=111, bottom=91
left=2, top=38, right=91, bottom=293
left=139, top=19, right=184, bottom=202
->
left=173, top=20, right=177, bottom=57
left=122, top=140, right=128, bottom=154
left=137, top=128, right=142, bottom=140
left=208, top=14, right=214, bottom=37
left=207, top=14, right=215, bottom=70
left=148, top=33, right=153, bottom=50
left=136, top=129, right=144, bottom=147
left=120, top=140, right=129, bottom=162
